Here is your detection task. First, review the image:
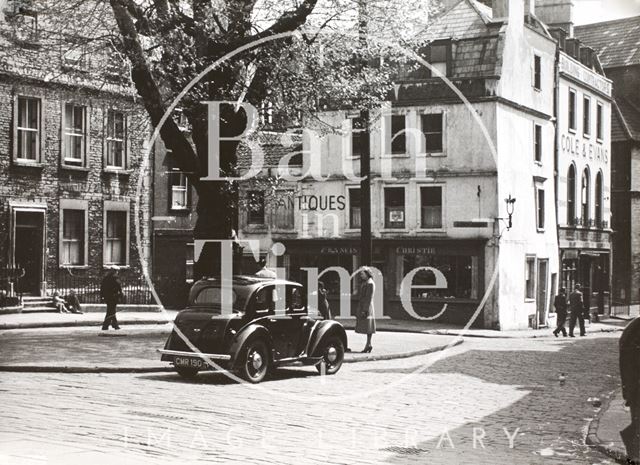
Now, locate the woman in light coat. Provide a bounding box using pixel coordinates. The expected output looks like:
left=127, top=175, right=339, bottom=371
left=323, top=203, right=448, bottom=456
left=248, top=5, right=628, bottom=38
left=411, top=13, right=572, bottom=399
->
left=355, top=267, right=376, bottom=352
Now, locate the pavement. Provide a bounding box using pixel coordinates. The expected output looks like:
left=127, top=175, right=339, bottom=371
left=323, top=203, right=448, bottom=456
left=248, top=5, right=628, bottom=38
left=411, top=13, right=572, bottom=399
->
left=586, top=389, right=638, bottom=464
left=0, top=324, right=463, bottom=372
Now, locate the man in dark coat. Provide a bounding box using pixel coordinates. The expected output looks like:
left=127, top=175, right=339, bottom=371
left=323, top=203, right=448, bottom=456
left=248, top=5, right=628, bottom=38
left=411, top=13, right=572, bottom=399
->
left=620, top=317, right=640, bottom=463
left=100, top=270, right=122, bottom=330
left=568, top=283, right=586, bottom=337
left=552, top=288, right=568, bottom=337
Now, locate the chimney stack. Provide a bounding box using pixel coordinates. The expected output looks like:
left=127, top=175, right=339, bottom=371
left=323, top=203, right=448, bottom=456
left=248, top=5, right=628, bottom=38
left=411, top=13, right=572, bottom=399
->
left=535, top=0, right=575, bottom=37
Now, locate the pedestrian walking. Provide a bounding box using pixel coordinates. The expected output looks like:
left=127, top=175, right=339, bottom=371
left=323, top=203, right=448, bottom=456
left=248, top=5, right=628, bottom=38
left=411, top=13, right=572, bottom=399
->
left=100, top=270, right=122, bottom=330
left=619, top=317, right=640, bottom=463
left=317, top=281, right=332, bottom=320
left=355, top=267, right=375, bottom=353
left=552, top=288, right=568, bottom=337
left=568, top=283, right=586, bottom=337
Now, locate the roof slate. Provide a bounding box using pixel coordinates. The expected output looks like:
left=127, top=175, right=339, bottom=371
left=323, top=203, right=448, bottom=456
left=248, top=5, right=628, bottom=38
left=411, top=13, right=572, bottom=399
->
left=614, top=97, right=640, bottom=141
left=575, top=16, right=640, bottom=69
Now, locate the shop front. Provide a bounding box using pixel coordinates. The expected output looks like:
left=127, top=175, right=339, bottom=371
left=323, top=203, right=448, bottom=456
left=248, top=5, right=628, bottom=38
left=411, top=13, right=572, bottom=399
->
left=559, top=228, right=611, bottom=316
left=278, top=238, right=487, bottom=327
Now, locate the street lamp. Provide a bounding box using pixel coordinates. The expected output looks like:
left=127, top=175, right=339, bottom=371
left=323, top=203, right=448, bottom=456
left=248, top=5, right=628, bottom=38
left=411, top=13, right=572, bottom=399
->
left=505, top=194, right=516, bottom=230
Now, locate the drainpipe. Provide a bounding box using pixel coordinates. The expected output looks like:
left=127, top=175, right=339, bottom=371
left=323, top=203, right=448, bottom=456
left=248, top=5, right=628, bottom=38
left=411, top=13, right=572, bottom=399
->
left=553, top=46, right=561, bottom=292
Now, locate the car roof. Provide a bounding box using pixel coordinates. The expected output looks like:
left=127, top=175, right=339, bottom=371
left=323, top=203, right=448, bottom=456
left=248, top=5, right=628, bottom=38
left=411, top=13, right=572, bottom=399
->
left=193, top=275, right=302, bottom=289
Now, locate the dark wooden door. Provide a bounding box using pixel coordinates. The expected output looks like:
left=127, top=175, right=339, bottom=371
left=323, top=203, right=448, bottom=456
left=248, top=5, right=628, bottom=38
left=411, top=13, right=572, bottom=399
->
left=14, top=212, right=44, bottom=294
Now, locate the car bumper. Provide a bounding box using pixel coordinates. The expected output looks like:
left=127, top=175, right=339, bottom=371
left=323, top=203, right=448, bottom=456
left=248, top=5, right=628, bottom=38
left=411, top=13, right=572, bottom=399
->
left=158, top=349, right=232, bottom=362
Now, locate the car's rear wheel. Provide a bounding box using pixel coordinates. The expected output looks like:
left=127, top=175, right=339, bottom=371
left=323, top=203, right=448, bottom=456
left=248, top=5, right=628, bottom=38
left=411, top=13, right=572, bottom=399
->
left=315, top=336, right=345, bottom=375
left=237, top=340, right=270, bottom=383
left=175, top=366, right=199, bottom=379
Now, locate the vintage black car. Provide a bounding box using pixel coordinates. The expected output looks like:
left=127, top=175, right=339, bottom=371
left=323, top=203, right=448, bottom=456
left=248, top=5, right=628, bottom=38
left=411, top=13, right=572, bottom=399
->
left=160, top=276, right=347, bottom=383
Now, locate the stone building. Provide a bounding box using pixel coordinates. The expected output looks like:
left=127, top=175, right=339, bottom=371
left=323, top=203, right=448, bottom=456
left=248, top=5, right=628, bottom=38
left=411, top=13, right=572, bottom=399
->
left=240, top=0, right=563, bottom=330
left=575, top=16, right=640, bottom=316
left=0, top=1, right=152, bottom=298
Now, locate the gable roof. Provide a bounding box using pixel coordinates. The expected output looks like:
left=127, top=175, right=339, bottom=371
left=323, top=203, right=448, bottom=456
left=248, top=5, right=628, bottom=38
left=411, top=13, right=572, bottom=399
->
left=575, top=16, right=640, bottom=69
left=613, top=97, right=640, bottom=142
left=424, top=0, right=494, bottom=41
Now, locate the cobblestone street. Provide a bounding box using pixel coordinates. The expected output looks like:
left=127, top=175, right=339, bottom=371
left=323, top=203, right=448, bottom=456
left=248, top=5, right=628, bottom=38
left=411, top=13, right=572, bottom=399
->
left=0, top=333, right=622, bottom=464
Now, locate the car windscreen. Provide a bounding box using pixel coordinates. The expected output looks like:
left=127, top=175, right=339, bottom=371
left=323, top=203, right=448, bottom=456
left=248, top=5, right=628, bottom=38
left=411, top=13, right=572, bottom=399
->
left=190, top=286, right=248, bottom=312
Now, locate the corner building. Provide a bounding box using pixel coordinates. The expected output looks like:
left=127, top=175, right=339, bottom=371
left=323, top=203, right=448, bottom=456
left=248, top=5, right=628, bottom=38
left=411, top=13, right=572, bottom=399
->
left=241, top=0, right=564, bottom=330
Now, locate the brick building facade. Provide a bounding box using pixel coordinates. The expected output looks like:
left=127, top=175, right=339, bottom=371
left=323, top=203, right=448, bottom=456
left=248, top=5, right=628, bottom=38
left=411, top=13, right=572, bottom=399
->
left=0, top=1, right=152, bottom=298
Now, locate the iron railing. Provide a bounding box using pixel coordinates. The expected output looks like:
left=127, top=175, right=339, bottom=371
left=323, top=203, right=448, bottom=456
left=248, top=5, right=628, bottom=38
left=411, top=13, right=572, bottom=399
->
left=49, top=272, right=155, bottom=305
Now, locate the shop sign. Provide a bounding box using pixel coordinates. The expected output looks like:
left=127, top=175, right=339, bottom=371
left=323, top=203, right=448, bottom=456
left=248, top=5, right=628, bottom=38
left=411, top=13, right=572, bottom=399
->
left=319, top=246, right=358, bottom=255
left=560, top=133, right=608, bottom=164
left=396, top=246, right=436, bottom=255
left=297, top=195, right=346, bottom=211
left=559, top=54, right=612, bottom=96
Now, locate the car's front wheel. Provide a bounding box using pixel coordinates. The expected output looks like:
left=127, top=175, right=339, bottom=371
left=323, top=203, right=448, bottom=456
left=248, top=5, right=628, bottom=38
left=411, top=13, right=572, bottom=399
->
left=175, top=366, right=199, bottom=379
left=237, top=339, right=270, bottom=383
left=315, top=336, right=345, bottom=375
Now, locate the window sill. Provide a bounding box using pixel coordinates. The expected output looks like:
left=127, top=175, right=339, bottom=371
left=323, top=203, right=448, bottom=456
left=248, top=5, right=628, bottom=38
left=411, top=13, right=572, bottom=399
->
left=104, top=168, right=132, bottom=175
left=170, top=207, right=191, bottom=214
left=421, top=152, right=446, bottom=157
left=381, top=228, right=409, bottom=233
left=596, top=138, right=604, bottom=144
left=533, top=87, right=541, bottom=92
left=59, top=265, right=90, bottom=270
left=536, top=228, right=545, bottom=233
left=103, top=264, right=130, bottom=270
left=583, top=134, right=591, bottom=140
left=382, top=153, right=410, bottom=159
left=12, top=160, right=44, bottom=169
left=524, top=298, right=535, bottom=303
left=416, top=228, right=446, bottom=233
left=568, top=128, right=577, bottom=134
left=534, top=160, right=543, bottom=167
left=60, top=164, right=89, bottom=172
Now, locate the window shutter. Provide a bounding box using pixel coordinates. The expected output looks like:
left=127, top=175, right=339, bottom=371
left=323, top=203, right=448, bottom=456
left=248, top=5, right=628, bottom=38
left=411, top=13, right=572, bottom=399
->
left=38, top=96, right=45, bottom=163
left=84, top=106, right=91, bottom=168
left=60, top=101, right=66, bottom=166
left=11, top=94, right=17, bottom=161
left=125, top=113, right=131, bottom=169
left=102, top=107, right=107, bottom=169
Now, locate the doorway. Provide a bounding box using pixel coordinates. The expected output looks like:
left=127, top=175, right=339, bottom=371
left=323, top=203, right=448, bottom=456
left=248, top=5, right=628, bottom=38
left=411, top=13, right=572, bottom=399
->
left=13, top=210, right=45, bottom=295
left=537, top=259, right=549, bottom=327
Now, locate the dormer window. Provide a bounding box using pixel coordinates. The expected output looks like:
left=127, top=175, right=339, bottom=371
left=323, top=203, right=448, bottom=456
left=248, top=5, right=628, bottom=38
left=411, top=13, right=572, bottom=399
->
left=62, top=41, right=88, bottom=71
left=12, top=8, right=38, bottom=43
left=422, top=41, right=451, bottom=78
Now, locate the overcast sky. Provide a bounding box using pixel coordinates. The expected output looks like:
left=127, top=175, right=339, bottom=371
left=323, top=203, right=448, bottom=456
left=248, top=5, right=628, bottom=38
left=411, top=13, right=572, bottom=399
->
left=574, top=0, right=640, bottom=24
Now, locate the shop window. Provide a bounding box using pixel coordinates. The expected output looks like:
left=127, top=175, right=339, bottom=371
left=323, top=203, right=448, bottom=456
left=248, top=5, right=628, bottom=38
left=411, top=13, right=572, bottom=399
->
left=63, top=103, right=86, bottom=167
left=273, top=190, right=294, bottom=230
left=384, top=187, right=405, bottom=229
left=595, top=171, right=603, bottom=227
left=525, top=256, right=536, bottom=300
left=349, top=188, right=361, bottom=229
left=247, top=190, right=265, bottom=225
left=61, top=209, right=85, bottom=266
left=400, top=254, right=477, bottom=299
left=533, top=54, right=541, bottom=90
left=15, top=96, right=40, bottom=162
left=105, top=210, right=127, bottom=265
left=567, top=164, right=576, bottom=225
left=536, top=187, right=545, bottom=231
left=581, top=168, right=590, bottom=226
left=105, top=110, right=126, bottom=169
left=568, top=89, right=576, bottom=132
left=420, top=186, right=442, bottom=229
left=391, top=115, right=406, bottom=155
left=534, top=123, right=542, bottom=162
left=421, top=113, right=443, bottom=153
left=169, top=170, right=189, bottom=210
left=583, top=96, right=591, bottom=137
left=596, top=102, right=603, bottom=140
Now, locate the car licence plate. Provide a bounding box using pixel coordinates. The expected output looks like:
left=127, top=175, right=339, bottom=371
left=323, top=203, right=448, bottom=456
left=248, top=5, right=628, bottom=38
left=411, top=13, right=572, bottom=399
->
left=174, top=356, right=207, bottom=369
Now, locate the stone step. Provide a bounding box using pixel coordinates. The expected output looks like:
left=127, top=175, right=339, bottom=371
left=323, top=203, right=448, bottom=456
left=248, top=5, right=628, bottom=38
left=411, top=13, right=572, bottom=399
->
left=21, top=306, right=60, bottom=313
